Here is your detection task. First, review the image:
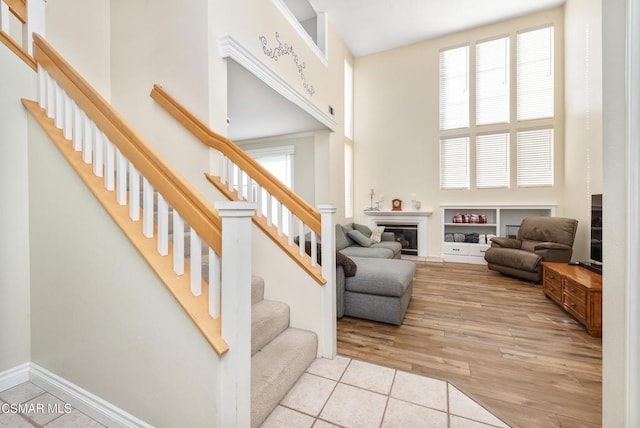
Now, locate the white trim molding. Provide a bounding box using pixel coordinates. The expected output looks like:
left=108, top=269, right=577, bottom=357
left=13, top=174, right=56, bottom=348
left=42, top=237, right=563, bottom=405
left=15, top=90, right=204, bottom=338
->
left=626, top=0, right=640, bottom=425
left=219, top=35, right=337, bottom=133
left=0, top=363, right=153, bottom=427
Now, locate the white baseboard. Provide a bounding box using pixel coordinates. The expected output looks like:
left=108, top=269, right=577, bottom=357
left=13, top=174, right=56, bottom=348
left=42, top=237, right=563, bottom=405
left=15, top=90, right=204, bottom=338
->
left=0, top=363, right=30, bottom=392
left=1, top=363, right=152, bottom=428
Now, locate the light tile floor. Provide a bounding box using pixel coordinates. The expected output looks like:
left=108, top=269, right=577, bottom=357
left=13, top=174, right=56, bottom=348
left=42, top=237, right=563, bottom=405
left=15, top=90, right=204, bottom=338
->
left=0, top=382, right=104, bottom=427
left=1, top=357, right=510, bottom=427
left=262, top=356, right=511, bottom=428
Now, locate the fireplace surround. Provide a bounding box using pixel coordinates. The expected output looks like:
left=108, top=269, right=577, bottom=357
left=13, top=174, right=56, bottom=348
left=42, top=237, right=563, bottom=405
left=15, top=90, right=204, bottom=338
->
left=364, top=210, right=432, bottom=258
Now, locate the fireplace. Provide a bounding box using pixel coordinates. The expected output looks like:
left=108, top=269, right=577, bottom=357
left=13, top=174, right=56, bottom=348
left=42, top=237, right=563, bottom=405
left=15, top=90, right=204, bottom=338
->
left=364, top=210, right=432, bottom=259
left=378, top=223, right=418, bottom=255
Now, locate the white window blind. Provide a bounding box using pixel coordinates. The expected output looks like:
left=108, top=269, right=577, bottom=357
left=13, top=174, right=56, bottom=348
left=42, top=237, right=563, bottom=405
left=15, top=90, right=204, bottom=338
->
left=517, top=128, right=553, bottom=187
left=439, top=46, right=469, bottom=130
left=517, top=27, right=554, bottom=121
left=476, top=37, right=510, bottom=125
left=344, top=60, right=353, bottom=139
left=344, top=142, right=354, bottom=217
left=476, top=133, right=510, bottom=188
left=440, top=136, right=470, bottom=189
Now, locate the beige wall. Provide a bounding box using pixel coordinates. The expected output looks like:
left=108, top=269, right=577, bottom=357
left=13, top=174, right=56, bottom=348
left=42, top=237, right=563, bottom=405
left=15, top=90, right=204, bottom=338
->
left=563, top=0, right=603, bottom=261
left=0, top=44, right=37, bottom=373
left=46, top=0, right=111, bottom=100
left=27, top=117, right=219, bottom=426
left=352, top=9, right=566, bottom=259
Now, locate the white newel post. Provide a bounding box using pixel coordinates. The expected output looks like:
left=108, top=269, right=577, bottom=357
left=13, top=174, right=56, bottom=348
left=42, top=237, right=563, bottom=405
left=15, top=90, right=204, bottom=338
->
left=318, top=205, right=336, bottom=358
left=24, top=0, right=46, bottom=55
left=217, top=201, right=256, bottom=428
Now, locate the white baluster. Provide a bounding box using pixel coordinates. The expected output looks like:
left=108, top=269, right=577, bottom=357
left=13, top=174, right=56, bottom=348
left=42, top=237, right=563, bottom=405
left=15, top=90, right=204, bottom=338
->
left=142, top=178, right=154, bottom=238
left=256, top=185, right=263, bottom=218
left=82, top=114, right=93, bottom=164
left=220, top=155, right=227, bottom=185
left=298, top=220, right=305, bottom=256
left=190, top=229, right=202, bottom=296
left=23, top=0, right=45, bottom=56
left=288, top=212, right=294, bottom=246
left=115, top=149, right=127, bottom=205
left=277, top=202, right=283, bottom=236
left=104, top=137, right=115, bottom=191
left=63, top=93, right=73, bottom=140
left=266, top=194, right=273, bottom=227
left=37, top=65, right=47, bottom=109
left=173, top=210, right=185, bottom=275
left=46, top=74, right=55, bottom=119
left=93, top=128, right=104, bottom=177
left=157, top=195, right=169, bottom=256
left=237, top=168, right=244, bottom=199
left=209, top=250, right=221, bottom=318
left=226, top=159, right=234, bottom=192
left=310, top=231, right=317, bottom=267
left=55, top=84, right=64, bottom=128
left=72, top=104, right=82, bottom=151
left=128, top=164, right=140, bottom=221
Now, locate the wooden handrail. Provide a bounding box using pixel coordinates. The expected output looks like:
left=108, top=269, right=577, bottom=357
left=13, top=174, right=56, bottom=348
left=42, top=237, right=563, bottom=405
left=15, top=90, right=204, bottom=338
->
left=150, top=84, right=321, bottom=235
left=0, top=29, right=36, bottom=71
left=32, top=34, right=222, bottom=254
left=5, top=0, right=26, bottom=24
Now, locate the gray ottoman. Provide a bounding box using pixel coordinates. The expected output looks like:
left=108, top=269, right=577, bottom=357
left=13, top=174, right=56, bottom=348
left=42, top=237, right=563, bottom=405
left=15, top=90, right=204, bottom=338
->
left=343, top=257, right=415, bottom=325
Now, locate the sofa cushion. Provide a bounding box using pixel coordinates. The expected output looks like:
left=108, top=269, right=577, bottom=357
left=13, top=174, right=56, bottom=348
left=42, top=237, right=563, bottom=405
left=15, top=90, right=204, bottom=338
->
left=371, top=241, right=402, bottom=258
left=353, top=223, right=373, bottom=238
left=345, top=257, right=415, bottom=297
left=339, top=246, right=395, bottom=259
left=347, top=229, right=375, bottom=247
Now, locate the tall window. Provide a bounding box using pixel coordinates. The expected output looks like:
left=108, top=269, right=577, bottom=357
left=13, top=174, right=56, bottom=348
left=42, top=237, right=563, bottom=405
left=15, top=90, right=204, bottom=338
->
left=344, top=60, right=354, bottom=139
left=439, top=26, right=556, bottom=190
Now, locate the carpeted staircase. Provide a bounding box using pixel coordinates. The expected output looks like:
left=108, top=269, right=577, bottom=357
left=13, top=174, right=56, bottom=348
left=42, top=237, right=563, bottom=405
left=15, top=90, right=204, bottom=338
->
left=157, top=192, right=317, bottom=427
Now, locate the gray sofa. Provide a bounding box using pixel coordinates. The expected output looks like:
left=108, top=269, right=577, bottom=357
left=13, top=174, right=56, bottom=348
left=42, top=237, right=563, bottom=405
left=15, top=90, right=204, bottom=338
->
left=336, top=223, right=415, bottom=325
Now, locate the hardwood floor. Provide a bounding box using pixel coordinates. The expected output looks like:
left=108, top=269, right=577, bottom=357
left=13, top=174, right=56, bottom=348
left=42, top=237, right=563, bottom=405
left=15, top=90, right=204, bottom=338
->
left=337, top=262, right=602, bottom=428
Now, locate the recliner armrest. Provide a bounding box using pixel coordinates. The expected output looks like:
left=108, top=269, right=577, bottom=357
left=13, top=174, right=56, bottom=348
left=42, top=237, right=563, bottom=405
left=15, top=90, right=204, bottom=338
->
left=490, top=237, right=522, bottom=249
left=534, top=242, right=571, bottom=251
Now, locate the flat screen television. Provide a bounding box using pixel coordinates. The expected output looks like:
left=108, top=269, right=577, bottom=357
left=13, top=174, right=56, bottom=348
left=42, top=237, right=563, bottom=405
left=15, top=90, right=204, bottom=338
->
left=588, top=194, right=603, bottom=273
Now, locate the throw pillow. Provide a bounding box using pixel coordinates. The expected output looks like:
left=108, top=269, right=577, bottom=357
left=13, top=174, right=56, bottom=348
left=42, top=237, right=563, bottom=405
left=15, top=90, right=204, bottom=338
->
left=370, top=226, right=385, bottom=243
left=347, top=229, right=374, bottom=247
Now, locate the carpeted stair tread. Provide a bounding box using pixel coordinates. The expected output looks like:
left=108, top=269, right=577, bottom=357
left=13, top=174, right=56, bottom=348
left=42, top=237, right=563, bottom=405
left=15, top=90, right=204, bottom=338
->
left=251, top=328, right=317, bottom=428
left=252, top=276, right=265, bottom=305
left=251, top=299, right=289, bottom=356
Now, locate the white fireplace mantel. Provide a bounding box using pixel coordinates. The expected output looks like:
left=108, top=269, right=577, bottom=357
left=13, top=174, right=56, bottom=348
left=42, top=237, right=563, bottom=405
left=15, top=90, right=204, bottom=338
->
left=364, top=210, right=432, bottom=258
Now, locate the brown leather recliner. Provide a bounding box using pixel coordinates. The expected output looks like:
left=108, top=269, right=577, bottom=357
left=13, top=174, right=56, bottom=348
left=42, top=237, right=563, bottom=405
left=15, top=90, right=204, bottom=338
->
left=484, top=217, right=578, bottom=283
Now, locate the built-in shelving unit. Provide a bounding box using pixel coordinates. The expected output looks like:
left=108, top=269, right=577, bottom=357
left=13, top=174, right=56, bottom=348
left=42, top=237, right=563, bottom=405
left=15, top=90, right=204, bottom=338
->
left=441, top=205, right=556, bottom=264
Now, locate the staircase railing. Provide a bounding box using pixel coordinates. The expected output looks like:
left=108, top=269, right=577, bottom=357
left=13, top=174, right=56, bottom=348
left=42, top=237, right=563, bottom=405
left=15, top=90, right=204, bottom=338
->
left=0, top=0, right=43, bottom=69
left=150, top=84, right=326, bottom=285
left=26, top=33, right=230, bottom=355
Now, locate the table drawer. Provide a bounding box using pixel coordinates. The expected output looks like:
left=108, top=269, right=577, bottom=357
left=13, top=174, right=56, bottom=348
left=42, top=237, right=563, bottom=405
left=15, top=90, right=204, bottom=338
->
left=563, top=292, right=587, bottom=322
left=544, top=280, right=563, bottom=302
left=443, top=243, right=469, bottom=256
left=563, top=278, right=587, bottom=302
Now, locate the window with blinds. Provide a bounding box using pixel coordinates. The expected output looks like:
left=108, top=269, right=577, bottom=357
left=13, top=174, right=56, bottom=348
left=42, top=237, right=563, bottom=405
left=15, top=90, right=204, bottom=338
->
left=476, top=37, right=509, bottom=125
left=517, top=128, right=554, bottom=187
left=439, top=46, right=469, bottom=130
left=440, top=137, right=470, bottom=189
left=438, top=25, right=556, bottom=190
left=476, top=133, right=510, bottom=188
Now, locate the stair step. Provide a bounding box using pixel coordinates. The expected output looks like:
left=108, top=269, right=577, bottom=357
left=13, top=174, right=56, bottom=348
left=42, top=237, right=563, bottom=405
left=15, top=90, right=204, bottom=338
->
left=251, top=300, right=289, bottom=356
left=252, top=276, right=264, bottom=305
left=251, top=328, right=317, bottom=428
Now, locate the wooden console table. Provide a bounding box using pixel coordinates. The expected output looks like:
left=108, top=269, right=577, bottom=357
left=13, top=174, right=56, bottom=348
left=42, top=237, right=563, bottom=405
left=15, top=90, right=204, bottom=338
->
left=542, top=262, right=602, bottom=337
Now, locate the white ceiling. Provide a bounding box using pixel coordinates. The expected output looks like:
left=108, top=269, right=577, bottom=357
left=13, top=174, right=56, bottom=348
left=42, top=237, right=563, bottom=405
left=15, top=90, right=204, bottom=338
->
left=308, top=0, right=566, bottom=58
left=227, top=0, right=567, bottom=141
